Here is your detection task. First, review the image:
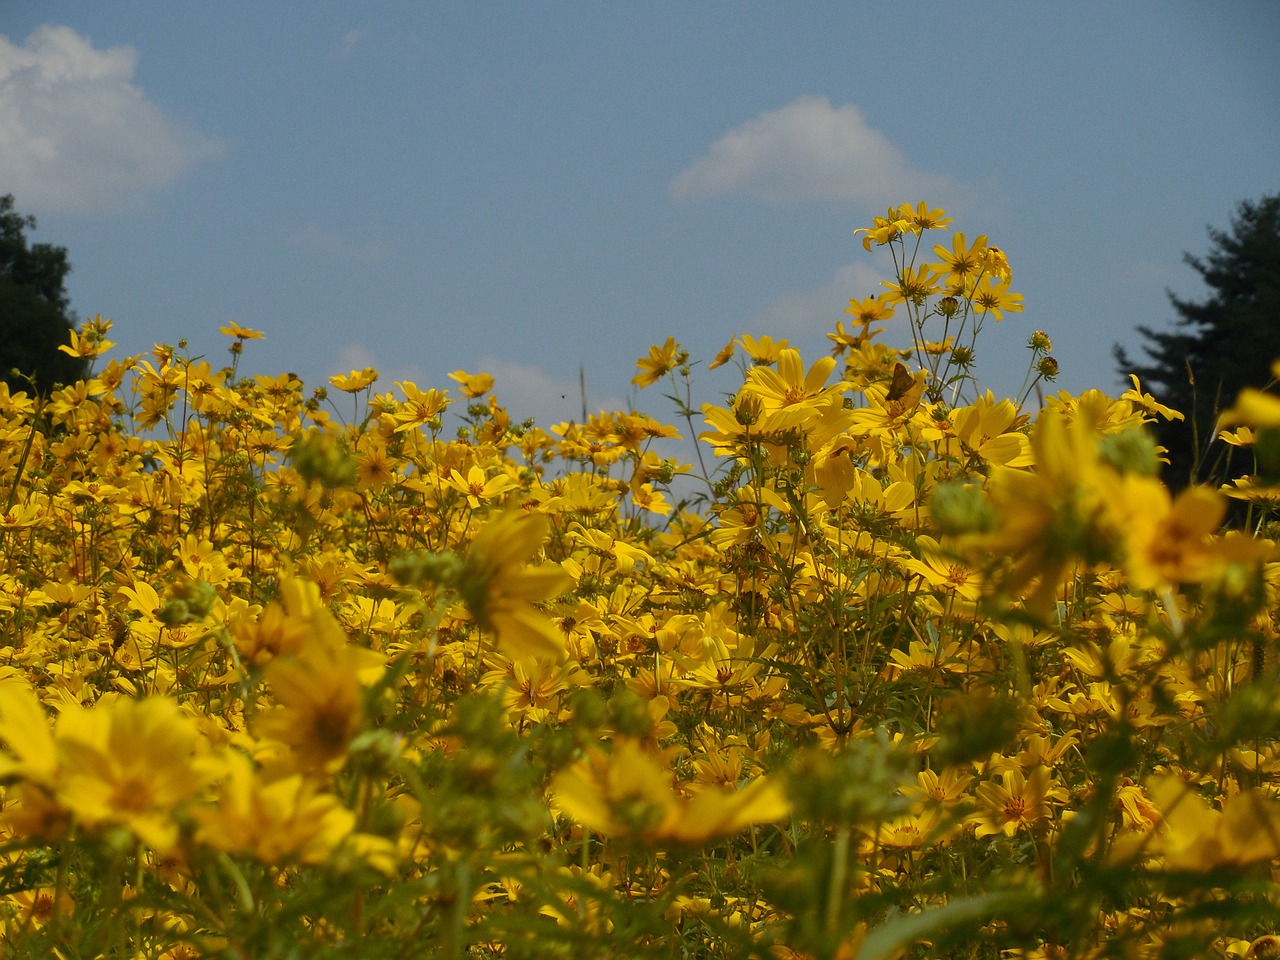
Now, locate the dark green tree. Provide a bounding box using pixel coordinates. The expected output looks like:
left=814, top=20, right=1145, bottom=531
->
left=1115, top=194, right=1280, bottom=490
left=0, top=194, right=87, bottom=394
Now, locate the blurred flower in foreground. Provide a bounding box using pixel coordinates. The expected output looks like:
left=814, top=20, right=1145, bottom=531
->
left=459, top=511, right=573, bottom=659
left=550, top=739, right=789, bottom=844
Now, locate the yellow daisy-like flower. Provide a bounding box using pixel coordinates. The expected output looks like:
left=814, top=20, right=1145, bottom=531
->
left=55, top=696, right=213, bottom=853
left=442, top=463, right=519, bottom=509
left=931, top=232, right=988, bottom=286
left=192, top=755, right=360, bottom=868
left=391, top=381, right=451, bottom=432
left=632, top=337, right=681, bottom=388
left=969, top=275, right=1024, bottom=321
left=254, top=642, right=374, bottom=772
left=448, top=369, right=496, bottom=398
left=550, top=739, right=789, bottom=844
left=881, top=264, right=942, bottom=306
left=329, top=368, right=379, bottom=392
left=217, top=322, right=265, bottom=340
left=459, top=511, right=573, bottom=659
left=968, top=766, right=1054, bottom=839
left=737, top=334, right=789, bottom=367
left=897, top=200, right=951, bottom=231
left=740, top=348, right=849, bottom=432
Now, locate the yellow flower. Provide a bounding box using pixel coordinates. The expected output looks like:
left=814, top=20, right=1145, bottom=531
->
left=897, top=201, right=951, bottom=231
left=931, top=232, right=988, bottom=286
left=391, top=381, right=450, bottom=432
left=737, top=334, right=789, bottom=366
left=881, top=264, right=942, bottom=306
left=217, top=322, right=265, bottom=340
left=442, top=463, right=519, bottom=509
left=448, top=369, right=496, bottom=398
left=1107, top=477, right=1264, bottom=591
left=459, top=511, right=573, bottom=659
left=1141, top=775, right=1280, bottom=870
left=902, top=543, right=983, bottom=601
left=0, top=680, right=59, bottom=787
left=192, top=755, right=360, bottom=867
left=550, top=739, right=789, bottom=844
left=55, top=696, right=212, bottom=853
left=842, top=295, right=895, bottom=326
left=329, top=368, right=379, bottom=392
left=854, top=207, right=911, bottom=250
left=740, top=348, right=849, bottom=432
left=255, top=641, right=374, bottom=772
left=975, top=407, right=1118, bottom=614
left=968, top=766, right=1054, bottom=838
left=969, top=275, right=1024, bottom=321
left=632, top=337, right=680, bottom=387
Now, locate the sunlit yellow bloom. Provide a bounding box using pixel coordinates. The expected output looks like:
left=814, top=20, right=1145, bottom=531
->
left=6, top=885, right=73, bottom=930
left=737, top=334, right=789, bottom=366
left=853, top=207, right=911, bottom=250
left=931, top=232, right=988, bottom=286
left=1108, top=476, right=1268, bottom=591
left=844, top=295, right=896, bottom=327
left=0, top=681, right=59, bottom=786
left=631, top=482, right=672, bottom=516
left=1118, top=375, right=1183, bottom=422
left=0, top=501, right=43, bottom=530
left=875, top=807, right=950, bottom=850
left=56, top=696, right=212, bottom=852
left=881, top=264, right=942, bottom=306
left=329, top=368, right=379, bottom=392
left=1137, top=775, right=1280, bottom=870
left=709, top=338, right=737, bottom=369
left=969, top=275, right=1023, bottom=320
left=902, top=542, right=983, bottom=601
left=217, top=322, right=265, bottom=340
left=632, top=337, right=680, bottom=387
left=448, top=369, right=495, bottom=398
left=391, top=381, right=450, bottom=432
left=740, top=348, right=848, bottom=432
left=982, top=244, right=1011, bottom=281
left=974, top=408, right=1118, bottom=614
left=193, top=755, right=362, bottom=867
left=442, top=463, right=519, bottom=509
left=952, top=392, right=1032, bottom=468
left=460, top=511, right=573, bottom=659
left=905, top=768, right=972, bottom=807
left=255, top=641, right=374, bottom=772
left=898, top=201, right=951, bottom=231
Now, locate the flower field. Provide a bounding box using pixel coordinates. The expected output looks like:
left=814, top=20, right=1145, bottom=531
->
left=2, top=203, right=1279, bottom=958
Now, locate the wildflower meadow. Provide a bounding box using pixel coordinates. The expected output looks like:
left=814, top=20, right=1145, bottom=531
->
left=2, top=203, right=1279, bottom=959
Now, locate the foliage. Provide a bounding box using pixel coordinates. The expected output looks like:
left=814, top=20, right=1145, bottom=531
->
left=1115, top=194, right=1280, bottom=490
left=0, top=205, right=1278, bottom=960
left=0, top=195, right=88, bottom=395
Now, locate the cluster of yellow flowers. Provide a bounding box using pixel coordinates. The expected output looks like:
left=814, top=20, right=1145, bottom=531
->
left=0, top=205, right=1277, bottom=959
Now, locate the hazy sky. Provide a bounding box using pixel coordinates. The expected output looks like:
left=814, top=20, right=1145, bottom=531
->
left=3, top=2, right=1278, bottom=430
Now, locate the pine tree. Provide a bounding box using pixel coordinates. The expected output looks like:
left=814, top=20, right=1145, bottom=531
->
left=0, top=194, right=87, bottom=394
left=1115, top=194, right=1280, bottom=489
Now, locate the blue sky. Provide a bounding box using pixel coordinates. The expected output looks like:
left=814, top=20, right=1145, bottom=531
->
left=2, top=2, right=1278, bottom=432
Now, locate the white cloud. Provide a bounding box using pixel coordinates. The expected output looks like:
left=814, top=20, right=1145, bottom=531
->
left=332, top=342, right=379, bottom=375
left=670, top=96, right=954, bottom=206
left=327, top=343, right=426, bottom=396
left=335, top=29, right=365, bottom=60
left=289, top=223, right=390, bottom=262
left=753, top=261, right=890, bottom=336
left=478, top=356, right=627, bottom=431
left=0, top=25, right=220, bottom=213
